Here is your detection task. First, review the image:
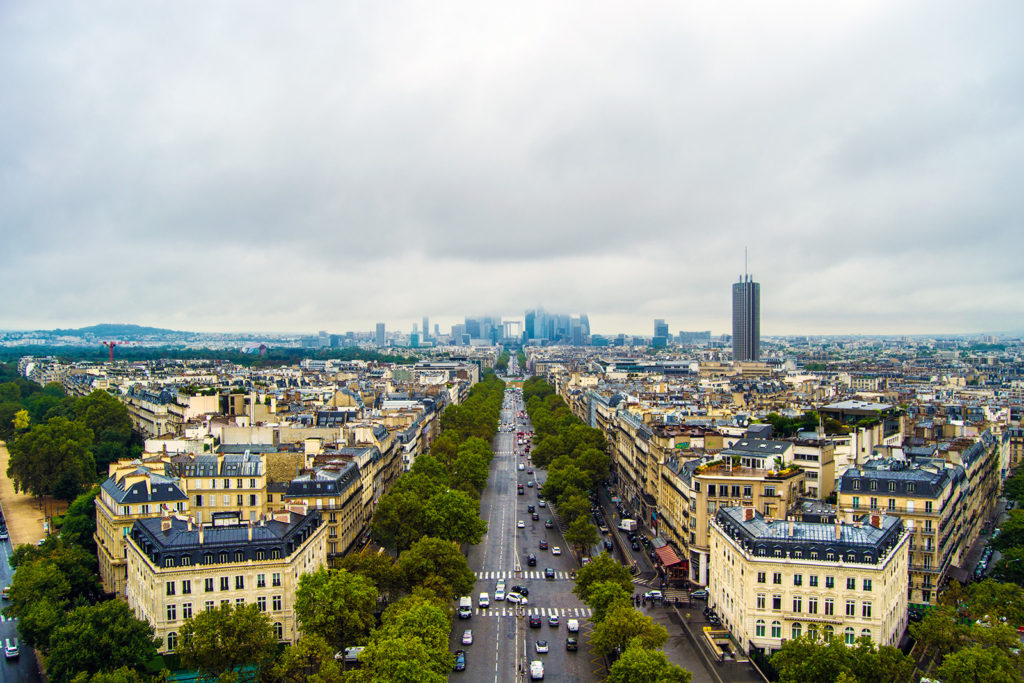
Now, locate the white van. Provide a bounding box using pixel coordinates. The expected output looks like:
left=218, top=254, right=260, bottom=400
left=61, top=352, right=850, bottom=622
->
left=458, top=596, right=473, bottom=619
left=479, top=592, right=490, bottom=608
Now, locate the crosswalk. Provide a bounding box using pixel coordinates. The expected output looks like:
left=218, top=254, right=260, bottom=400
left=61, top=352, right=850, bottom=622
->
left=0, top=614, right=16, bottom=623
left=475, top=570, right=574, bottom=581
left=473, top=606, right=591, bottom=618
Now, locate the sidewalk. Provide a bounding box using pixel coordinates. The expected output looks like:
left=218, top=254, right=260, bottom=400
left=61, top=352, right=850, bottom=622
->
left=0, top=442, right=56, bottom=547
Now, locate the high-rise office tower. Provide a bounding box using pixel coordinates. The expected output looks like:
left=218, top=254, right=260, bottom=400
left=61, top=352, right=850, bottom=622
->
left=732, top=273, right=760, bottom=361
left=375, top=323, right=386, bottom=346
left=654, top=319, right=669, bottom=338
left=422, top=316, right=429, bottom=341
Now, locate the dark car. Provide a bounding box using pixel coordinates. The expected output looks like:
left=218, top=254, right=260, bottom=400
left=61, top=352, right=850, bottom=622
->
left=545, top=567, right=555, bottom=580
left=539, top=539, right=548, bottom=550
left=531, top=513, right=540, bottom=521
left=545, top=519, right=554, bottom=529
left=603, top=539, right=613, bottom=551
left=527, top=481, right=534, bottom=488
left=510, top=585, right=529, bottom=597
left=518, top=486, right=525, bottom=495
left=529, top=615, right=542, bottom=628
left=454, top=650, right=466, bottom=672
left=631, top=541, right=640, bottom=551
left=527, top=553, right=537, bottom=566
left=528, top=505, right=535, bottom=513
left=566, top=637, right=578, bottom=651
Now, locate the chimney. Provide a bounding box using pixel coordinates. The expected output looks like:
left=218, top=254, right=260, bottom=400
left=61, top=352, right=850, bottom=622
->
left=871, top=515, right=881, bottom=529
left=198, top=524, right=204, bottom=545
left=187, top=517, right=194, bottom=532
left=161, top=516, right=172, bottom=533
left=248, top=522, right=253, bottom=541
left=744, top=507, right=754, bottom=522
left=788, top=516, right=794, bottom=536
left=835, top=519, right=842, bottom=540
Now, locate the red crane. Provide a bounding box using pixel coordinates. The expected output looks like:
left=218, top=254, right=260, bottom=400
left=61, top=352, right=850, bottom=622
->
left=102, top=341, right=119, bottom=362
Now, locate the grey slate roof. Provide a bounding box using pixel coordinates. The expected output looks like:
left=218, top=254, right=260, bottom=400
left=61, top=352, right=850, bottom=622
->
left=101, top=466, right=188, bottom=505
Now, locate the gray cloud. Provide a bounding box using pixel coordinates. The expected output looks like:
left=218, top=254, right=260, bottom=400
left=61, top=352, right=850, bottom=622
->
left=2, top=1, right=1023, bottom=335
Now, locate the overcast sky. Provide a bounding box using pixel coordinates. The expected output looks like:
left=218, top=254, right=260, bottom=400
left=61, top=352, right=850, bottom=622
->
left=2, top=2, right=1022, bottom=337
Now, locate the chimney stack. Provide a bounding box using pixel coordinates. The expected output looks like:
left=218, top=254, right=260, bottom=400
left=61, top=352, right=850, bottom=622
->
left=248, top=522, right=253, bottom=541
left=788, top=517, right=794, bottom=536
left=744, top=507, right=755, bottom=522
left=835, top=519, right=842, bottom=540
left=871, top=515, right=882, bottom=529
left=198, top=523, right=204, bottom=545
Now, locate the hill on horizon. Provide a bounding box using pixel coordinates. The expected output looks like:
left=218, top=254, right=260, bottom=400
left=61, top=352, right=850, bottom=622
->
left=47, top=323, right=188, bottom=338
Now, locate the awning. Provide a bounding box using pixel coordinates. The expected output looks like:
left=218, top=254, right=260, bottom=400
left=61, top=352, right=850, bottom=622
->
left=654, top=545, right=682, bottom=567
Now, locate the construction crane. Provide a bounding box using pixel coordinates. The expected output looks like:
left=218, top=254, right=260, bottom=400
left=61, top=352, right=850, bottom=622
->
left=102, top=341, right=120, bottom=363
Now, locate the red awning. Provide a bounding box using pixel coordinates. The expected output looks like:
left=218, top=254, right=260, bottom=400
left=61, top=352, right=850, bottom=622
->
left=654, top=545, right=682, bottom=567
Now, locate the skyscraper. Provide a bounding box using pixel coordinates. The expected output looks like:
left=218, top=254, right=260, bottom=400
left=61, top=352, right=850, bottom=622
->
left=375, top=323, right=386, bottom=346
left=732, top=274, right=760, bottom=361
left=422, top=316, right=429, bottom=341
left=654, top=319, right=669, bottom=338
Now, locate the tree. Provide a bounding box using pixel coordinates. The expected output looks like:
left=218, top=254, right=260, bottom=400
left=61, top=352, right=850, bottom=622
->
left=771, top=635, right=856, bottom=682
left=909, top=606, right=965, bottom=661
left=993, top=510, right=1024, bottom=553
left=449, top=449, right=489, bottom=494
left=333, top=550, right=401, bottom=601
left=353, top=596, right=452, bottom=683
left=564, top=516, right=600, bottom=560
left=7, top=416, right=95, bottom=500
left=266, top=633, right=342, bottom=683
left=178, top=604, right=277, bottom=681
left=59, top=486, right=100, bottom=554
left=607, top=639, right=692, bottom=683
left=423, top=489, right=487, bottom=545
left=396, top=537, right=475, bottom=600
left=590, top=604, right=668, bottom=657
left=573, top=552, right=633, bottom=603
left=71, top=668, right=153, bottom=683
left=351, top=634, right=448, bottom=683
left=937, top=644, right=1023, bottom=683
left=964, top=580, right=1024, bottom=625
left=371, top=489, right=427, bottom=554
left=75, top=390, right=132, bottom=445
left=1004, top=470, right=1024, bottom=506
left=295, top=568, right=378, bottom=651
left=46, top=600, right=161, bottom=683
left=556, top=494, right=590, bottom=526
left=585, top=580, right=632, bottom=623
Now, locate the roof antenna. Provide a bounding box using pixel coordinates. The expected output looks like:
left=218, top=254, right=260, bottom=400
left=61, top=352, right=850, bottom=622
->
left=744, top=246, right=748, bottom=282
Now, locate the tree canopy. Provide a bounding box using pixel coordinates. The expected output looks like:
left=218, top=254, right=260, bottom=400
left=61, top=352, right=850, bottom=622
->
left=295, top=567, right=378, bottom=651
left=177, top=603, right=277, bottom=681
left=46, top=600, right=161, bottom=683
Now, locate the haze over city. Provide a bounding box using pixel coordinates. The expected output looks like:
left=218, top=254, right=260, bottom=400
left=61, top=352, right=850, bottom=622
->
left=2, top=1, right=1023, bottom=336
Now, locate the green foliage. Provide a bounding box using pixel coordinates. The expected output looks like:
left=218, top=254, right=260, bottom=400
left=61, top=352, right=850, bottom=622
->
left=177, top=603, right=277, bottom=681
left=495, top=351, right=510, bottom=373
left=58, top=485, right=100, bottom=554
left=961, top=580, right=1024, bottom=626
left=295, top=567, right=378, bottom=651
left=46, top=600, right=161, bottom=683
left=590, top=604, right=668, bottom=657
left=909, top=605, right=965, bottom=660
left=422, top=489, right=487, bottom=544
left=556, top=493, right=591, bottom=527
left=993, top=510, right=1024, bottom=553
left=0, top=345, right=418, bottom=367
left=573, top=553, right=634, bottom=603
left=564, top=515, right=600, bottom=558
left=332, top=550, right=401, bottom=602
left=7, top=416, right=96, bottom=500
left=937, top=644, right=1023, bottom=683
left=265, top=633, right=342, bottom=683
left=992, top=546, right=1024, bottom=585
left=607, top=639, right=692, bottom=682
left=353, top=595, right=452, bottom=682
left=770, top=634, right=915, bottom=683
left=396, top=536, right=475, bottom=601
left=585, top=580, right=632, bottom=623
left=71, top=667, right=154, bottom=683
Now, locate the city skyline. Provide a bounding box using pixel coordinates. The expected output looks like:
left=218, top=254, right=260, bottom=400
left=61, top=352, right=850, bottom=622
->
left=3, top=2, right=1024, bottom=336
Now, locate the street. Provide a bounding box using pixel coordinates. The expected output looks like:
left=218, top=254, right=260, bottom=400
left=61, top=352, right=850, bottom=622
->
left=0, top=538, right=40, bottom=683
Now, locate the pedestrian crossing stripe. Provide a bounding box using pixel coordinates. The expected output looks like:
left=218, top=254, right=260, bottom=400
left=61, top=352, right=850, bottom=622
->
left=473, top=606, right=591, bottom=618
left=474, top=570, right=573, bottom=581
left=0, top=615, right=15, bottom=622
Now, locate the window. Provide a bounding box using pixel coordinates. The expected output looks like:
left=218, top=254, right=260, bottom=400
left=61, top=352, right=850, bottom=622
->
left=771, top=621, right=781, bottom=639
left=807, top=624, right=819, bottom=639
left=195, top=494, right=203, bottom=507
left=732, top=485, right=741, bottom=498
left=222, top=495, right=230, bottom=506
left=167, top=632, right=177, bottom=652
left=166, top=604, right=177, bottom=621
left=257, top=574, right=266, bottom=588
left=808, top=597, right=818, bottom=614
left=764, top=486, right=776, bottom=497
left=863, top=579, right=872, bottom=591
left=249, top=494, right=257, bottom=507
left=205, top=601, right=215, bottom=612
left=205, top=578, right=214, bottom=592
left=845, top=627, right=855, bottom=645
left=272, top=573, right=281, bottom=587
left=224, top=479, right=231, bottom=489
left=237, top=478, right=243, bottom=489
left=274, top=622, right=283, bottom=640
left=888, top=498, right=896, bottom=510
left=870, top=497, right=878, bottom=508
left=743, top=485, right=752, bottom=498
left=257, top=596, right=267, bottom=611
left=250, top=478, right=257, bottom=488
left=925, top=501, right=933, bottom=513
left=825, top=576, right=834, bottom=589
left=220, top=577, right=229, bottom=591
left=183, top=603, right=192, bottom=620
left=235, top=576, right=245, bottom=590
left=853, top=480, right=860, bottom=490
left=772, top=595, right=781, bottom=610
left=888, top=482, right=896, bottom=492
left=852, top=496, right=860, bottom=508
left=823, top=625, right=834, bottom=640
left=922, top=590, right=931, bottom=603
left=707, top=484, right=716, bottom=497
left=773, top=572, right=782, bottom=585
left=273, top=595, right=282, bottom=611
left=794, top=574, right=802, bottom=586
left=862, top=602, right=872, bottom=618
left=221, top=599, right=230, bottom=607
left=870, top=481, right=877, bottom=491
left=757, top=572, right=766, bottom=583
left=236, top=598, right=245, bottom=606
left=792, top=596, right=802, bottom=613
left=182, top=580, right=191, bottom=595
left=166, top=581, right=176, bottom=596
left=755, top=619, right=766, bottom=637
left=757, top=594, right=766, bottom=609
left=792, top=623, right=802, bottom=640
left=862, top=628, right=872, bottom=639
left=810, top=575, right=818, bottom=588
left=846, top=600, right=856, bottom=616
left=824, top=598, right=834, bottom=616
left=847, top=578, right=856, bottom=590
left=237, top=494, right=243, bottom=506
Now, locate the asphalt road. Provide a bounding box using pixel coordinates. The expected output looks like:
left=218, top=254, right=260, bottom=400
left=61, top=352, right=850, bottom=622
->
left=0, top=537, right=40, bottom=683
left=450, top=385, right=601, bottom=682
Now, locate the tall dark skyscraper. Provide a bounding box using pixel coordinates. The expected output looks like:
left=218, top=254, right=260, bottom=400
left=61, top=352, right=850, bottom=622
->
left=732, top=274, right=760, bottom=361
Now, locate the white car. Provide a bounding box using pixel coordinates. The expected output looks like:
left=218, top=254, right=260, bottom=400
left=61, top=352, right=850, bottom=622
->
left=517, top=520, right=526, bottom=528
left=506, top=592, right=528, bottom=605
left=518, top=463, right=525, bottom=470
left=644, top=590, right=663, bottom=601
left=551, top=546, right=561, bottom=555
left=530, top=660, right=544, bottom=680
left=462, top=629, right=473, bottom=645
left=495, top=589, right=506, bottom=601
left=567, top=619, right=579, bottom=632
left=535, top=640, right=549, bottom=653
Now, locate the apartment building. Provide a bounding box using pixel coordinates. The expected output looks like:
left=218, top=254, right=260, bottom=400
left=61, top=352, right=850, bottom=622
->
left=123, top=386, right=173, bottom=437
left=283, top=462, right=364, bottom=557
left=95, top=464, right=189, bottom=596
left=709, top=507, right=909, bottom=654
left=124, top=507, right=326, bottom=653
left=1009, top=428, right=1024, bottom=471
left=172, top=451, right=268, bottom=525
left=838, top=459, right=965, bottom=606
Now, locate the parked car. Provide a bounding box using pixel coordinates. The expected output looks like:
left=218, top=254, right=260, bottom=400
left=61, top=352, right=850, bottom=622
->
left=691, top=589, right=709, bottom=600
left=453, top=650, right=466, bottom=671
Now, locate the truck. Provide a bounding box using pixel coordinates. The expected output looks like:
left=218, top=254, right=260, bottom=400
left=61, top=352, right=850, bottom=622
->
left=458, top=596, right=473, bottom=619
left=618, top=519, right=637, bottom=532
